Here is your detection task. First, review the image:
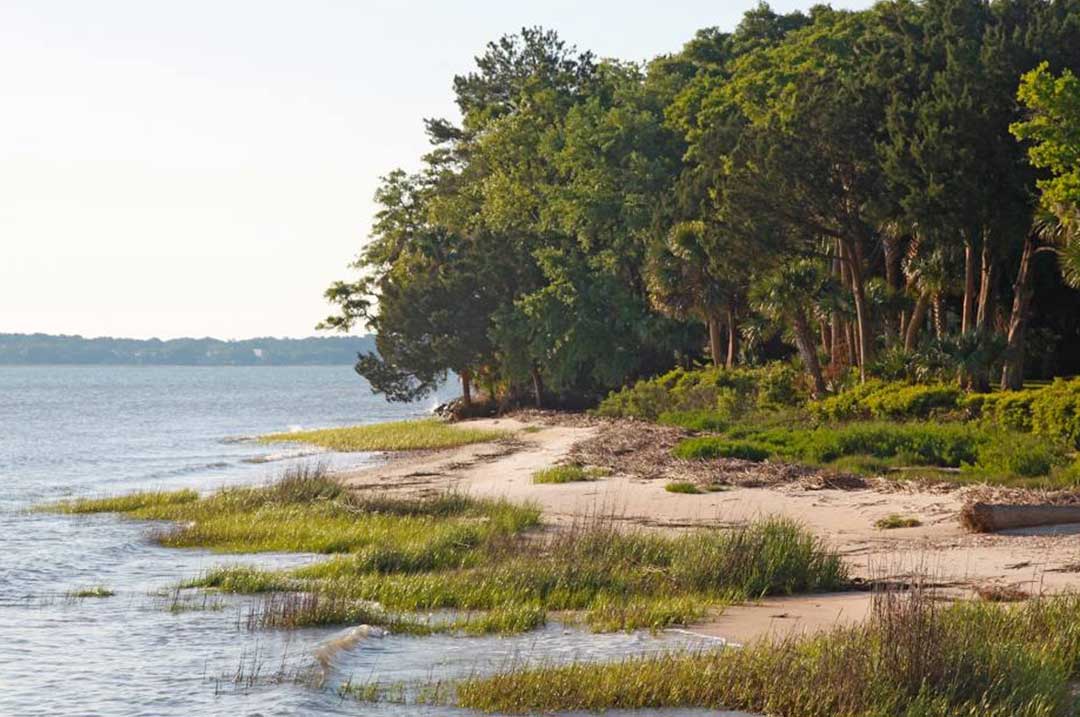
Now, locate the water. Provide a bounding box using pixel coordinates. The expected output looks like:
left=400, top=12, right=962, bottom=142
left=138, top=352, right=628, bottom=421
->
left=0, top=366, right=734, bottom=716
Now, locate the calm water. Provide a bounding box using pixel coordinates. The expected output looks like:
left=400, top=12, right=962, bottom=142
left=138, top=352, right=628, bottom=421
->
left=0, top=366, right=732, bottom=717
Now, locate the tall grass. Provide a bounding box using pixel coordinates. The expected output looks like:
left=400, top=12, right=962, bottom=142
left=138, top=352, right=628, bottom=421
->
left=455, top=589, right=1080, bottom=716
left=260, top=418, right=508, bottom=451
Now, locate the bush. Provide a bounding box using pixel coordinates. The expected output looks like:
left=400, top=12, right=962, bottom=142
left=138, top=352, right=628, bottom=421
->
left=673, top=438, right=771, bottom=462
left=965, top=390, right=1039, bottom=432
left=1032, top=378, right=1080, bottom=448
left=596, top=364, right=806, bottom=421
left=676, top=422, right=985, bottom=468
left=972, top=434, right=1069, bottom=478
left=810, top=381, right=962, bottom=422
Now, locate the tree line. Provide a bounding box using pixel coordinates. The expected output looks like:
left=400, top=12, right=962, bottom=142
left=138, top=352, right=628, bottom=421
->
left=323, top=0, right=1080, bottom=406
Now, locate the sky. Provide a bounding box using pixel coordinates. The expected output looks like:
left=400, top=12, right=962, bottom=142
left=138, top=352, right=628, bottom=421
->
left=0, top=0, right=871, bottom=340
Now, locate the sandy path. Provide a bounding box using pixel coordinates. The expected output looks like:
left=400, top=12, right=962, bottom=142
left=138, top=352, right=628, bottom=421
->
left=340, top=416, right=1080, bottom=642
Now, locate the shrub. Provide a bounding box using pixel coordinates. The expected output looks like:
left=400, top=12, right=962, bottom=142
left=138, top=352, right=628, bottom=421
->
left=966, top=390, right=1039, bottom=432
left=971, top=434, right=1070, bottom=478
left=1032, top=378, right=1080, bottom=448
left=875, top=514, right=922, bottom=529
left=862, top=383, right=962, bottom=419
left=672, top=438, right=771, bottom=462
left=596, top=364, right=805, bottom=421
left=810, top=381, right=961, bottom=422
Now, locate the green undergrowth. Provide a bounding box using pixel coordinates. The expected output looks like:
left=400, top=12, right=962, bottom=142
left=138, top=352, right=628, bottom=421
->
left=47, top=465, right=846, bottom=635
left=664, top=481, right=703, bottom=494
left=260, top=418, right=509, bottom=452
left=673, top=420, right=1077, bottom=487
left=67, top=585, right=115, bottom=598
left=451, top=591, right=1080, bottom=716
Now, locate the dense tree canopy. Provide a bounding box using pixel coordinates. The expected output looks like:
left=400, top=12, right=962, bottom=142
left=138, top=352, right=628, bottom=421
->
left=325, top=0, right=1080, bottom=405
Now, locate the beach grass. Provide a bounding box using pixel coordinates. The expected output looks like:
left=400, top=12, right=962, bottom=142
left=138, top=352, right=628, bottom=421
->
left=50, top=489, right=199, bottom=514
left=453, top=590, right=1080, bottom=716
left=531, top=465, right=604, bottom=484
left=260, top=418, right=508, bottom=452
left=664, top=481, right=703, bottom=494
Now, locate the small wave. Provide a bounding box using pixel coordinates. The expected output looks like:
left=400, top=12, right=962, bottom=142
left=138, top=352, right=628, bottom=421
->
left=242, top=448, right=327, bottom=465
left=141, top=461, right=233, bottom=480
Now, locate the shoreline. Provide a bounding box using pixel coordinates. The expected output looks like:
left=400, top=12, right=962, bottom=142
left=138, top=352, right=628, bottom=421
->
left=338, top=414, right=1080, bottom=642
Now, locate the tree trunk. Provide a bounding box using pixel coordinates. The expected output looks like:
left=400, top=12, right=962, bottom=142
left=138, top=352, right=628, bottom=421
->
left=820, top=318, right=831, bottom=357
left=793, top=310, right=827, bottom=399
left=932, top=293, right=945, bottom=339
left=1000, top=231, right=1036, bottom=391
left=530, top=366, right=544, bottom=409
left=725, top=304, right=738, bottom=369
left=962, top=234, right=978, bottom=335
left=904, top=292, right=931, bottom=352
left=707, top=314, right=723, bottom=368
left=962, top=503, right=1080, bottom=533
left=976, top=242, right=994, bottom=334
left=460, top=369, right=472, bottom=407
left=883, top=231, right=901, bottom=347
left=845, top=241, right=872, bottom=380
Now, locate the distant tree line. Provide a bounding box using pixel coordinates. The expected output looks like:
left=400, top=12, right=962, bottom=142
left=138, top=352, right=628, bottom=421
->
left=322, top=0, right=1080, bottom=405
left=0, top=334, right=375, bottom=366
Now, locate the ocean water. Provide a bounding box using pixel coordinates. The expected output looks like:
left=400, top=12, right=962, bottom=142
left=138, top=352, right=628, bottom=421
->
left=0, top=366, right=735, bottom=717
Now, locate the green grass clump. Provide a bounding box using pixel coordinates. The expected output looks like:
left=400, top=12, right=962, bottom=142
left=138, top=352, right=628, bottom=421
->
left=67, top=585, right=115, bottom=598
left=874, top=514, right=922, bottom=529
left=531, top=465, right=605, bottom=484
left=664, top=481, right=703, bottom=494
left=260, top=418, right=509, bottom=452
left=454, top=591, right=1080, bottom=716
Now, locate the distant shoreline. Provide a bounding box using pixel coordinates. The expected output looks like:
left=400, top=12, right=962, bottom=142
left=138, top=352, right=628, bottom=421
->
left=0, top=333, right=374, bottom=367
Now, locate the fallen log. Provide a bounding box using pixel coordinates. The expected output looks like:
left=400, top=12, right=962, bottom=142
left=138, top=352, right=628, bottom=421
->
left=961, top=502, right=1080, bottom=533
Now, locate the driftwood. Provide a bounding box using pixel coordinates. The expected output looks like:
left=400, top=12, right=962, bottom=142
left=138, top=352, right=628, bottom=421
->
left=961, top=502, right=1080, bottom=533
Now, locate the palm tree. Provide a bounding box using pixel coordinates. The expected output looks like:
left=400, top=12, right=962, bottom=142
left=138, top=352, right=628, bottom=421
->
left=646, top=221, right=735, bottom=367
left=751, top=259, right=829, bottom=398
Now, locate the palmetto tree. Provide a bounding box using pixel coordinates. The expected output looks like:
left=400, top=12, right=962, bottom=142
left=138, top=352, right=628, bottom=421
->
left=646, top=221, right=735, bottom=367
left=751, top=259, right=830, bottom=398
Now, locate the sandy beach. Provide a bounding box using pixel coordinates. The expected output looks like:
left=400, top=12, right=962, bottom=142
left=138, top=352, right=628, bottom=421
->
left=340, top=415, right=1080, bottom=642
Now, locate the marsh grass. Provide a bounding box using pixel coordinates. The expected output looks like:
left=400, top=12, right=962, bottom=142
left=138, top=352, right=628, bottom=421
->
left=531, top=465, right=605, bottom=484
left=47, top=464, right=845, bottom=636
left=192, top=512, right=845, bottom=634
left=454, top=589, right=1080, bottom=716
left=260, top=418, right=508, bottom=452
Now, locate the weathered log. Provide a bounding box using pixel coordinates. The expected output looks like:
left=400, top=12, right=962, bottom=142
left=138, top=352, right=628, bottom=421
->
left=961, top=502, right=1080, bottom=533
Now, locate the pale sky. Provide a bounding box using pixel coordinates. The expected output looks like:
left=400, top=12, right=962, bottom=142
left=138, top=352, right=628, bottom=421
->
left=0, top=0, right=870, bottom=340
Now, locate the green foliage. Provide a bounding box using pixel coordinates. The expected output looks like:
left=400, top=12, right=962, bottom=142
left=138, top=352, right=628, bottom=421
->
left=963, top=390, right=1039, bottom=432
left=67, top=586, right=115, bottom=598
left=260, top=419, right=509, bottom=452
left=1031, top=378, right=1080, bottom=449
left=596, top=364, right=807, bottom=421
left=656, top=409, right=729, bottom=432
left=970, top=434, right=1069, bottom=479
left=810, top=381, right=962, bottom=422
